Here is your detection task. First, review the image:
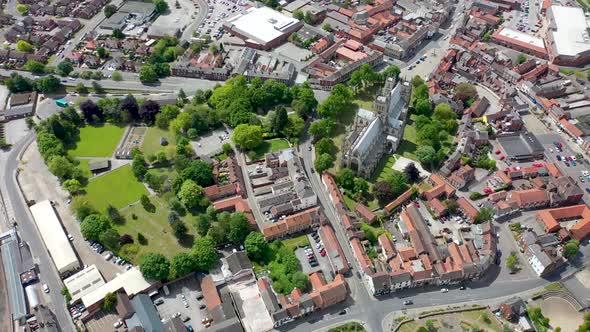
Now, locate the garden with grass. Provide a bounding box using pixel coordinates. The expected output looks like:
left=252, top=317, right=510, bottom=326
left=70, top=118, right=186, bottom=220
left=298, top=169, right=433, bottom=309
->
left=68, top=124, right=126, bottom=157
left=83, top=164, right=149, bottom=212
left=141, top=126, right=176, bottom=156
left=328, top=322, right=366, bottom=332
left=117, top=194, right=197, bottom=263
left=249, top=138, right=290, bottom=161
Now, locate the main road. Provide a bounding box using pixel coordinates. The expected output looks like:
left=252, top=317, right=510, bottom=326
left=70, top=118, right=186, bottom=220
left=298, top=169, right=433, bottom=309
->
left=0, top=132, right=76, bottom=332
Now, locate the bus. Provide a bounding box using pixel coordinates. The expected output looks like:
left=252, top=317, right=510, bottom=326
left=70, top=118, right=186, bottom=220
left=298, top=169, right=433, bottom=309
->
left=55, top=99, right=67, bottom=107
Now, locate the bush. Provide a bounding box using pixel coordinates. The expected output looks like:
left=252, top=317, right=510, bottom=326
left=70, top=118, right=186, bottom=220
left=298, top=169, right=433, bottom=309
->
left=469, top=192, right=484, bottom=200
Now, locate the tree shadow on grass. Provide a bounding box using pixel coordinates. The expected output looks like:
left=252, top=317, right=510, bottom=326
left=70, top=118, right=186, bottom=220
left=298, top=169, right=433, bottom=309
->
left=178, top=234, right=195, bottom=248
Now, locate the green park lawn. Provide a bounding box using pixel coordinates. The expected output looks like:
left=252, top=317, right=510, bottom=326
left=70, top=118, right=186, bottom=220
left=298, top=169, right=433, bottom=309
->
left=250, top=138, right=290, bottom=160
left=116, top=194, right=197, bottom=263
left=397, top=114, right=419, bottom=161
left=84, top=164, right=148, bottom=212
left=142, top=127, right=176, bottom=156
left=283, top=234, right=311, bottom=250
left=69, top=124, right=126, bottom=157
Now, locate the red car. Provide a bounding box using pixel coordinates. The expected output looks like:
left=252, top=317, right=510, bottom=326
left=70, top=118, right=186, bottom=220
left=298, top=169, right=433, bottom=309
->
left=505, top=167, right=511, bottom=172
left=484, top=188, right=493, bottom=194
left=499, top=155, right=505, bottom=160
left=413, top=201, right=420, bottom=208
left=320, top=249, right=326, bottom=257
left=532, top=163, right=544, bottom=167
left=495, top=150, right=501, bottom=155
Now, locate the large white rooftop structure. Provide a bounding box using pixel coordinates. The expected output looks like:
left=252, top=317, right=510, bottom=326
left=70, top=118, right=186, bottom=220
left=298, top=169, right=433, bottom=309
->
left=548, top=6, right=590, bottom=58
left=81, top=267, right=152, bottom=309
left=224, top=7, right=302, bottom=49
left=63, top=265, right=106, bottom=303
left=30, top=200, right=80, bottom=275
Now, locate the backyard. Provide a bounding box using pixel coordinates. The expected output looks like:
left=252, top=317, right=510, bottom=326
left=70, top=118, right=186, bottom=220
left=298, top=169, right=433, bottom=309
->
left=141, top=127, right=176, bottom=156
left=68, top=124, right=126, bottom=157
left=117, top=194, right=197, bottom=263
left=250, top=138, right=290, bottom=161
left=83, top=164, right=148, bottom=212
left=283, top=234, right=310, bottom=250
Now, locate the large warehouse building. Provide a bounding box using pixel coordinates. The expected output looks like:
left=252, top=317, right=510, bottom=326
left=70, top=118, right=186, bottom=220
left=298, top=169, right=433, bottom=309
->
left=63, top=265, right=106, bottom=303
left=223, top=7, right=303, bottom=50
left=30, top=200, right=80, bottom=275
left=546, top=5, right=590, bottom=66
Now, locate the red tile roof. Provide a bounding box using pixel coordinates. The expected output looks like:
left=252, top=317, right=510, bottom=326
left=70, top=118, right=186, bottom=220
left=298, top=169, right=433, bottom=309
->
left=538, top=205, right=590, bottom=239
left=355, top=203, right=377, bottom=223
left=201, top=275, right=221, bottom=312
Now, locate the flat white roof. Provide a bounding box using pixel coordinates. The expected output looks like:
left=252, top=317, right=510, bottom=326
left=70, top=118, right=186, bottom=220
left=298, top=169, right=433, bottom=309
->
left=30, top=201, right=80, bottom=274
left=550, top=5, right=590, bottom=56
left=498, top=27, right=545, bottom=50
left=63, top=265, right=106, bottom=303
left=225, top=7, right=299, bottom=44
left=81, top=267, right=152, bottom=308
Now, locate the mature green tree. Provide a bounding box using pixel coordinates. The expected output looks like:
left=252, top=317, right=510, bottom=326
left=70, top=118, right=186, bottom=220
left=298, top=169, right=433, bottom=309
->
left=17, top=40, right=33, bottom=52
left=139, top=65, right=158, bottom=83
left=102, top=292, right=117, bottom=310
left=112, top=28, right=125, bottom=39
left=207, top=225, right=226, bottom=246
left=564, top=240, right=580, bottom=259
left=415, top=98, right=433, bottom=116
left=6, top=73, right=33, bottom=93
left=384, top=170, right=409, bottom=196
left=232, top=124, right=263, bottom=150
left=103, top=4, right=117, bottom=17
left=99, top=228, right=121, bottom=251
left=416, top=145, right=438, bottom=169
left=228, top=213, right=250, bottom=245
left=24, top=60, right=45, bottom=73
left=293, top=9, right=304, bottom=20
left=244, top=232, right=269, bottom=262
left=382, top=65, right=401, bottom=79
left=195, top=214, right=212, bottom=236
left=63, top=179, right=81, bottom=194
left=272, top=107, right=288, bottom=134
left=57, top=60, right=74, bottom=76
left=404, top=162, right=421, bottom=183
left=76, top=82, right=88, bottom=94
left=154, top=0, right=169, bottom=14
left=309, top=118, right=334, bottom=138
left=192, top=237, right=218, bottom=271
left=373, top=181, right=394, bottom=202
left=314, top=153, right=334, bottom=173
left=34, top=75, right=61, bottom=94
left=475, top=207, right=493, bottom=223
left=282, top=114, right=305, bottom=143
left=336, top=168, right=355, bottom=190
left=315, top=137, right=336, bottom=155
left=111, top=71, right=123, bottom=81
left=453, top=82, right=477, bottom=104
left=48, top=155, right=75, bottom=180
left=181, top=160, right=214, bottom=187
left=506, top=252, right=518, bottom=271
left=71, top=197, right=96, bottom=221
left=291, top=271, right=309, bottom=291
left=517, top=53, right=527, bottom=64
left=140, top=253, right=170, bottom=280
left=80, top=214, right=110, bottom=241
left=177, top=179, right=207, bottom=210
left=171, top=252, right=196, bottom=277
left=171, top=220, right=188, bottom=238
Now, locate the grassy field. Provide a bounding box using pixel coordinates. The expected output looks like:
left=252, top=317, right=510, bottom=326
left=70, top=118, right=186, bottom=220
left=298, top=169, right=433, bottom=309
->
left=250, top=139, right=290, bottom=160
left=397, top=114, right=419, bottom=161
left=117, top=194, right=197, bottom=263
left=84, top=165, right=148, bottom=212
left=69, top=124, right=126, bottom=157
left=372, top=155, right=397, bottom=183
left=147, top=166, right=177, bottom=181
left=141, top=127, right=176, bottom=156
left=283, top=235, right=310, bottom=250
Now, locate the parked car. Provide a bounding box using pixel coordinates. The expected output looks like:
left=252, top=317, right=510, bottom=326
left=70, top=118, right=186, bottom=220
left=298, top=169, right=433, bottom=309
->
left=43, top=284, right=49, bottom=293
left=113, top=320, right=123, bottom=328
left=154, top=298, right=164, bottom=305
left=440, top=288, right=449, bottom=293
left=403, top=300, right=413, bottom=305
